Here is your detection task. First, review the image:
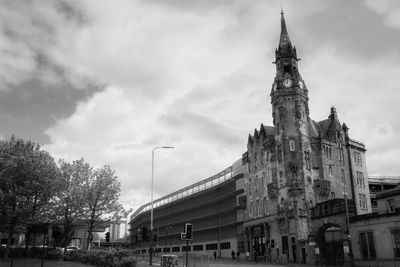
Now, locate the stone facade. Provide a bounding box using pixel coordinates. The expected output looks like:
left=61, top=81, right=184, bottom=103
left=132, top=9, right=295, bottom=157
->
left=350, top=186, right=400, bottom=267
left=242, top=12, right=371, bottom=265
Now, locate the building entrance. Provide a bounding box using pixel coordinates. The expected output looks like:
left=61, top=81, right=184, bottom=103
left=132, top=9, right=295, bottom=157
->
left=250, top=225, right=265, bottom=261
left=323, top=226, right=344, bottom=266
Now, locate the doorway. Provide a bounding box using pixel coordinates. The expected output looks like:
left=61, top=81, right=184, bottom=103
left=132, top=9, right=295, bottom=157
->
left=324, top=226, right=344, bottom=266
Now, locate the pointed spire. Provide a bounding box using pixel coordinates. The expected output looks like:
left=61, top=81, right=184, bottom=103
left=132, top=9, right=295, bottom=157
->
left=279, top=9, right=292, bottom=48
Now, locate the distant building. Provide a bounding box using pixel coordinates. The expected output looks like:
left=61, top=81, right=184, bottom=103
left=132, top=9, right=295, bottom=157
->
left=109, top=220, right=128, bottom=242
left=368, top=176, right=400, bottom=212
left=350, top=186, right=400, bottom=266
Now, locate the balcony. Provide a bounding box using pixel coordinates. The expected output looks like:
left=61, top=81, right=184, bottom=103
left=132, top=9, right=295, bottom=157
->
left=311, top=199, right=356, bottom=219
left=314, top=179, right=331, bottom=197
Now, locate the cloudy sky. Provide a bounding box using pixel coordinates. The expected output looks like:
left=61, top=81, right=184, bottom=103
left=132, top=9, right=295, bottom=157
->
left=1, top=0, right=400, bottom=211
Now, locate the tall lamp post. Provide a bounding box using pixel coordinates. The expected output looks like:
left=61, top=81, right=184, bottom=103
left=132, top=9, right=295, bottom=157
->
left=150, top=146, right=173, bottom=266
left=343, top=182, right=354, bottom=267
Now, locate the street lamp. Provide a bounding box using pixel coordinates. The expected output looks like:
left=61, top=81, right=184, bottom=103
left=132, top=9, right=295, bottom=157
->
left=342, top=182, right=354, bottom=267
left=150, top=146, right=173, bottom=266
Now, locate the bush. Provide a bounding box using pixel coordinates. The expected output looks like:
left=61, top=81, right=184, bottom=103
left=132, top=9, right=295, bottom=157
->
left=63, top=249, right=136, bottom=267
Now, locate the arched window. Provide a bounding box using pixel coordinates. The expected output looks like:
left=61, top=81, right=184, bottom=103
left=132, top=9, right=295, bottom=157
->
left=289, top=140, right=295, bottom=151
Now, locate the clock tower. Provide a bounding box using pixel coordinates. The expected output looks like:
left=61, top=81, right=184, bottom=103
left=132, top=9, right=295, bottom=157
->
left=270, top=10, right=313, bottom=243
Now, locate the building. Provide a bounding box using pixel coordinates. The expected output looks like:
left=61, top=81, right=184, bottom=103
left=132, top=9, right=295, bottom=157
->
left=109, top=220, right=129, bottom=243
left=129, top=11, right=373, bottom=265
left=350, top=186, right=400, bottom=267
left=129, top=162, right=245, bottom=258
left=368, top=176, right=400, bottom=212
left=242, top=11, right=370, bottom=265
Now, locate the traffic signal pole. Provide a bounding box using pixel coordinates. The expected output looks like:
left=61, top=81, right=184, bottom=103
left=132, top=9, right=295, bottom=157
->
left=186, top=240, right=189, bottom=267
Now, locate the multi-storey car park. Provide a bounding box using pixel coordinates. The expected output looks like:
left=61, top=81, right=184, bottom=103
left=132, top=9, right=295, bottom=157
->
left=129, top=159, right=246, bottom=259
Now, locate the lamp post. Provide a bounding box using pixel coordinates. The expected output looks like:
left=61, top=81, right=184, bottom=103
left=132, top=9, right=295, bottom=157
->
left=150, top=146, right=173, bottom=266
left=343, top=182, right=354, bottom=267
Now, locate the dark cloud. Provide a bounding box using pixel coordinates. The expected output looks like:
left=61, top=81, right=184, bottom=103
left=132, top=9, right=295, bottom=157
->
left=298, top=0, right=400, bottom=60
left=0, top=78, right=101, bottom=144
left=56, top=1, right=87, bottom=26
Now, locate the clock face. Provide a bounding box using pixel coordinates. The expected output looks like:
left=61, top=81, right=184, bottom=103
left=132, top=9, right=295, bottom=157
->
left=282, top=78, right=292, bottom=88
left=298, top=81, right=304, bottom=89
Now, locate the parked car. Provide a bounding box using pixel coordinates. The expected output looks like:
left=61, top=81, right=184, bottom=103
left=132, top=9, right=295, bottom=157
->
left=65, top=246, right=80, bottom=252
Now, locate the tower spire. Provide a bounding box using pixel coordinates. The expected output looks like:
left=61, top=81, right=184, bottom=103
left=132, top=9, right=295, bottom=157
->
left=279, top=9, right=292, bottom=48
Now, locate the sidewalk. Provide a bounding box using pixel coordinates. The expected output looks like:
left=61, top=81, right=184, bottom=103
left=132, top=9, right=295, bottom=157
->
left=136, top=256, right=320, bottom=267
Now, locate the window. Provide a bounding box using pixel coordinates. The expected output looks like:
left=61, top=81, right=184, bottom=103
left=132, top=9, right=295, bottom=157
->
left=328, top=166, right=333, bottom=177
left=387, top=199, right=395, bottom=213
left=277, top=145, right=282, bottom=163
left=256, top=199, right=260, bottom=217
left=338, top=147, right=344, bottom=162
left=172, top=246, right=180, bottom=252
left=255, top=175, right=258, bottom=192
left=392, top=229, right=400, bottom=257
left=328, top=147, right=332, bottom=160
left=261, top=172, right=265, bottom=187
left=356, top=172, right=365, bottom=187
left=193, top=245, right=204, bottom=251
left=341, top=169, right=345, bottom=184
left=238, top=241, right=245, bottom=252
left=163, top=247, right=171, bottom=252
left=359, top=193, right=367, bottom=210
left=182, top=246, right=191, bottom=251
left=330, top=192, right=335, bottom=199
left=359, top=231, right=376, bottom=259
left=354, top=151, right=362, bottom=165
left=263, top=197, right=268, bottom=215
left=206, top=243, right=218, bottom=250
left=248, top=178, right=252, bottom=194
left=220, top=242, right=231, bottom=250
left=265, top=168, right=270, bottom=184
left=304, top=151, right=310, bottom=170
left=249, top=201, right=253, bottom=218
left=289, top=140, right=295, bottom=151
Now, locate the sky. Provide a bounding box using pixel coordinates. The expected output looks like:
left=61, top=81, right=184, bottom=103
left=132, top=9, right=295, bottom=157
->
left=1, top=0, right=400, bottom=213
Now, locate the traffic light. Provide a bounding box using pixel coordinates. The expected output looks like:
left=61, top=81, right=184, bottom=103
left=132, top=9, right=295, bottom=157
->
left=185, top=223, right=193, bottom=239
left=105, top=232, right=110, bottom=243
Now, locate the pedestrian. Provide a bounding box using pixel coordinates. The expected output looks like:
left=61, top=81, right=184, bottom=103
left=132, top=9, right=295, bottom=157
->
left=231, top=250, right=235, bottom=260
left=213, top=251, right=217, bottom=260
left=246, top=251, right=250, bottom=261
left=236, top=250, right=240, bottom=261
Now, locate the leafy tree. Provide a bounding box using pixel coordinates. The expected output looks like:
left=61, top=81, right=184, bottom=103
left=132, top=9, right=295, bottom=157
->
left=0, top=136, right=59, bottom=259
left=78, top=165, right=122, bottom=250
left=51, top=158, right=91, bottom=249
